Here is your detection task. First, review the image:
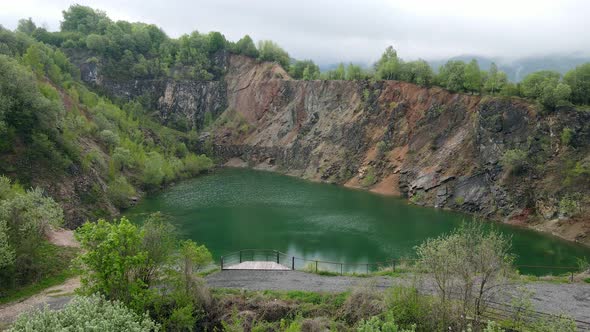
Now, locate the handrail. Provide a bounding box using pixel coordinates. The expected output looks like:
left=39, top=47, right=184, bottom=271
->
left=220, top=249, right=585, bottom=276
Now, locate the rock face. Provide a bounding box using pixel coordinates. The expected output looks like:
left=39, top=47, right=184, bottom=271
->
left=86, top=54, right=590, bottom=244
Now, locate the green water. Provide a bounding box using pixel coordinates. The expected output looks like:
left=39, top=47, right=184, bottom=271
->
left=126, top=168, right=590, bottom=275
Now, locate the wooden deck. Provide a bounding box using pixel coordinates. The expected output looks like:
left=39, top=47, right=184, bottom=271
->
left=223, top=261, right=291, bottom=270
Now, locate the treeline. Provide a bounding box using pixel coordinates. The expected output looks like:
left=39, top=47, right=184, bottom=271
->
left=0, top=25, right=213, bottom=218
left=11, top=5, right=590, bottom=113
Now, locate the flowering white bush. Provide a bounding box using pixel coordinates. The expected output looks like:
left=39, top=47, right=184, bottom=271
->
left=9, top=295, right=159, bottom=332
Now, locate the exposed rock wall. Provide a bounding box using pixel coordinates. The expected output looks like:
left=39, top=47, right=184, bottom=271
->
left=85, top=54, right=590, bottom=244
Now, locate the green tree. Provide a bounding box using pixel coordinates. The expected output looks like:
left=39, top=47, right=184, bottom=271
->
left=437, top=60, right=466, bottom=92
left=234, top=34, right=258, bottom=57
left=179, top=240, right=212, bottom=292
left=86, top=33, right=109, bottom=53
left=75, top=217, right=149, bottom=305
left=346, top=63, right=364, bottom=80
left=16, top=18, right=37, bottom=35
left=399, top=60, right=434, bottom=86
left=289, top=59, right=319, bottom=80
left=257, top=40, right=290, bottom=68
left=375, top=46, right=401, bottom=80
left=0, top=186, right=63, bottom=286
left=483, top=63, right=507, bottom=94
left=463, top=59, right=482, bottom=94
left=61, top=5, right=110, bottom=34
left=564, top=63, right=590, bottom=104
left=521, top=71, right=571, bottom=110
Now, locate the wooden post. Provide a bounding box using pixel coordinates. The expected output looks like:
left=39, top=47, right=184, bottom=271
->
left=315, top=260, right=318, bottom=273
left=292, top=256, right=295, bottom=270
left=341, top=263, right=343, bottom=275
left=366, top=264, right=369, bottom=275
left=571, top=272, right=574, bottom=282
left=392, top=260, right=396, bottom=272
left=221, top=256, right=224, bottom=270
left=276, top=250, right=279, bottom=264
left=239, top=250, right=242, bottom=263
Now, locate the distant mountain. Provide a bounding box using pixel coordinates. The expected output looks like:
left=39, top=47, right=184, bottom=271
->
left=429, top=54, right=590, bottom=82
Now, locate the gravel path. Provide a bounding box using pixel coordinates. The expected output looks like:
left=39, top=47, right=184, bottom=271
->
left=206, top=270, right=590, bottom=324
left=0, top=277, right=78, bottom=328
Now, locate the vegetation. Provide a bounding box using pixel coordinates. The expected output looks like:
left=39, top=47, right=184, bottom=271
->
left=8, top=294, right=159, bottom=331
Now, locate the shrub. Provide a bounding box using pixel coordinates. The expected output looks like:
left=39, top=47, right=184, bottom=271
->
left=558, top=195, right=580, bottom=217
left=8, top=295, right=159, bottom=331
left=340, top=284, right=385, bottom=324
left=356, top=312, right=415, bottom=332
left=375, top=141, right=387, bottom=160
left=107, top=176, right=136, bottom=209
left=501, top=149, right=528, bottom=175
left=561, top=127, right=573, bottom=146
left=99, top=129, right=120, bottom=150
left=415, top=221, right=514, bottom=325
left=183, top=154, right=213, bottom=176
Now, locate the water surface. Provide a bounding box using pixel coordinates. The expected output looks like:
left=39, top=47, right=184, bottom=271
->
left=126, top=168, right=590, bottom=275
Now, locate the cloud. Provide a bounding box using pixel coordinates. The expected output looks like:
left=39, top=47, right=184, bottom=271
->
left=1, top=0, right=588, bottom=65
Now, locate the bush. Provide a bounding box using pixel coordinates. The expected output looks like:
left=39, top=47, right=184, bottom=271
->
left=8, top=295, right=159, bottom=331
left=99, top=129, right=120, bottom=150
left=340, top=284, right=385, bottom=324
left=561, top=127, right=573, bottom=146
left=356, top=312, right=415, bottom=332
left=183, top=154, right=213, bottom=176
left=107, top=176, right=136, bottom=209
left=501, top=149, right=528, bottom=175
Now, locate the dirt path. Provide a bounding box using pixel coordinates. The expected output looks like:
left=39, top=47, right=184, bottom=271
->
left=206, top=270, right=590, bottom=324
left=0, top=277, right=79, bottom=328
left=0, top=228, right=81, bottom=328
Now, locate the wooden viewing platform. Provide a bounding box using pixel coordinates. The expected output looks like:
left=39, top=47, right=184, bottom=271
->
left=223, top=261, right=291, bottom=270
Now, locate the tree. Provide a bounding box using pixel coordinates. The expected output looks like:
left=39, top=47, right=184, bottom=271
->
left=483, top=63, right=507, bottom=94
left=289, top=60, right=319, bottom=80
left=399, top=60, right=434, bottom=86
left=416, top=221, right=514, bottom=326
left=463, top=59, right=482, bottom=94
left=437, top=60, right=466, bottom=92
left=257, top=40, right=290, bottom=68
left=564, top=63, right=590, bottom=104
left=137, top=213, right=176, bottom=286
left=0, top=185, right=63, bottom=286
left=179, top=240, right=212, bottom=292
left=16, top=18, right=37, bottom=35
left=234, top=35, right=258, bottom=58
left=61, top=5, right=110, bottom=34
left=375, top=46, right=401, bottom=80
left=86, top=33, right=109, bottom=53
left=346, top=63, right=364, bottom=80
left=8, top=295, right=159, bottom=332
left=521, top=71, right=571, bottom=110
left=75, top=217, right=149, bottom=305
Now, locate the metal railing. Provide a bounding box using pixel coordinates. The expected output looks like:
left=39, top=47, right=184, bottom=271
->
left=220, top=249, right=584, bottom=278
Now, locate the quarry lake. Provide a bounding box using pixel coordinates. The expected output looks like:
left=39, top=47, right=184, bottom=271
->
left=126, top=168, right=590, bottom=275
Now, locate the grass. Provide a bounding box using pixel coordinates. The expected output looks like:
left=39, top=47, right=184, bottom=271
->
left=0, top=243, right=79, bottom=305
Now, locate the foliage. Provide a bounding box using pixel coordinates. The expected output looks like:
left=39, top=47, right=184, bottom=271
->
left=289, top=59, right=320, bottom=80
left=375, top=46, right=402, bottom=80
left=257, top=40, right=290, bottom=68
left=8, top=294, right=159, bottom=332
left=75, top=217, right=150, bottom=306
left=483, top=63, right=508, bottom=94
left=521, top=70, right=571, bottom=110
left=564, top=63, right=590, bottom=104
left=415, top=221, right=514, bottom=325
left=463, top=59, right=483, bottom=93
left=437, top=60, right=466, bottom=92
left=107, top=176, right=136, bottom=209
left=501, top=149, right=528, bottom=175
left=232, top=34, right=258, bottom=58
left=356, top=312, right=415, bottom=332
left=0, top=181, right=64, bottom=288
left=561, top=127, right=574, bottom=146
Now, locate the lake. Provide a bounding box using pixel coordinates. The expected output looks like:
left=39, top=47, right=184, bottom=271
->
left=126, top=168, right=590, bottom=275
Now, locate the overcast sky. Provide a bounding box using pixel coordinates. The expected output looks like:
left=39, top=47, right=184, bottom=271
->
left=1, top=0, right=588, bottom=65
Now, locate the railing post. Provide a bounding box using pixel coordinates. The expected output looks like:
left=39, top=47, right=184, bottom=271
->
left=366, top=264, right=369, bottom=275
left=341, top=263, right=343, bottom=275
left=239, top=250, right=242, bottom=263
left=221, top=256, right=224, bottom=270
left=315, top=260, right=318, bottom=273
left=392, top=259, right=395, bottom=272
left=292, top=256, right=295, bottom=270
left=571, top=272, right=574, bottom=282
left=276, top=250, right=279, bottom=264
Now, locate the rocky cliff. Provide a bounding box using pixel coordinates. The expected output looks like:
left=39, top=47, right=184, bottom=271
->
left=86, top=54, right=590, bottom=245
